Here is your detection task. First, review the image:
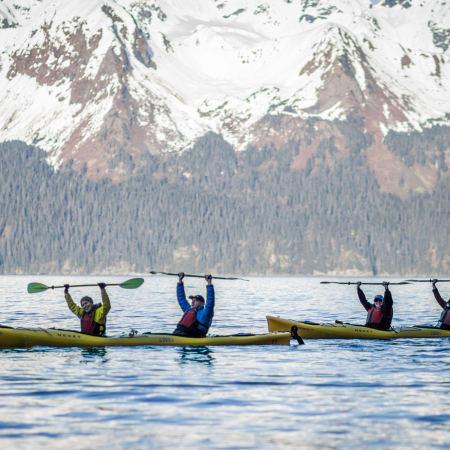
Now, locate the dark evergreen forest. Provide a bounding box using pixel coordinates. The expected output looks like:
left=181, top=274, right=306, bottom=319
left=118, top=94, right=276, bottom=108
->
left=1, top=132, right=450, bottom=275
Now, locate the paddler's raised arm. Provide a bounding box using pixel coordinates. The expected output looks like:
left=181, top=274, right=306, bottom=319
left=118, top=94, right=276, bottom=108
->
left=381, top=282, right=393, bottom=313
left=64, top=284, right=83, bottom=318
left=432, top=279, right=447, bottom=309
left=96, top=283, right=111, bottom=321
left=356, top=281, right=371, bottom=311
left=176, top=272, right=190, bottom=312
left=203, top=275, right=215, bottom=319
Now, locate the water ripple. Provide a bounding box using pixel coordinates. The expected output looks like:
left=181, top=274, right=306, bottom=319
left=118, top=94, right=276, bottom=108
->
left=1, top=275, right=450, bottom=449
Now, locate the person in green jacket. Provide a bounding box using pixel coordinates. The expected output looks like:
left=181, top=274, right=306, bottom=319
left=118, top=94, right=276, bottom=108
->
left=64, top=283, right=111, bottom=336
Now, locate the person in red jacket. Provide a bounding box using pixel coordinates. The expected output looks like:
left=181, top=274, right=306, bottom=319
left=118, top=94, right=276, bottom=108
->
left=431, top=279, right=450, bottom=330
left=356, top=281, right=393, bottom=330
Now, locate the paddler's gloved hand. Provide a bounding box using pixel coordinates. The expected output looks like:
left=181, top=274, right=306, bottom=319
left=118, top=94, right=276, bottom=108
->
left=382, top=281, right=389, bottom=290
left=205, top=274, right=212, bottom=285
left=178, top=272, right=184, bottom=283
left=98, top=282, right=106, bottom=290
left=356, top=281, right=361, bottom=290
left=64, top=284, right=69, bottom=294
left=432, top=279, right=438, bottom=289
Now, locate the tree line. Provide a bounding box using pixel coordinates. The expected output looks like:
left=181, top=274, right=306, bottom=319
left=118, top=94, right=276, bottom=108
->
left=1, top=125, right=450, bottom=275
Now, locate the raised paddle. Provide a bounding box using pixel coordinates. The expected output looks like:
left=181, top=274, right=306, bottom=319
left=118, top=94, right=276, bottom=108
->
left=320, top=281, right=411, bottom=285
left=149, top=271, right=249, bottom=282
left=27, top=278, right=144, bottom=294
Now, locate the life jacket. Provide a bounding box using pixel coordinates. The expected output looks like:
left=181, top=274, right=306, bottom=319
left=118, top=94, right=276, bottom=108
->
left=80, top=304, right=105, bottom=336
left=366, top=306, right=383, bottom=325
left=174, top=307, right=207, bottom=338
left=437, top=305, right=450, bottom=328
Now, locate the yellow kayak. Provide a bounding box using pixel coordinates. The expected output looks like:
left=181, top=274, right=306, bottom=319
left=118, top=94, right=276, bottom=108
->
left=0, top=325, right=292, bottom=349
left=267, top=316, right=450, bottom=340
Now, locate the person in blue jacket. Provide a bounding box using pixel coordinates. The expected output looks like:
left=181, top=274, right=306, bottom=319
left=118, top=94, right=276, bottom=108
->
left=173, top=272, right=215, bottom=338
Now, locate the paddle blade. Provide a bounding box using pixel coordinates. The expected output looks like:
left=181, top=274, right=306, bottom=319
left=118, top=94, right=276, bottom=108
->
left=119, top=278, right=144, bottom=289
left=27, top=282, right=49, bottom=294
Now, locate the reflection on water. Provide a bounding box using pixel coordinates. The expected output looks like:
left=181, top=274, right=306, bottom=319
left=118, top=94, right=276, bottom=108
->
left=81, top=347, right=108, bottom=359
left=178, top=347, right=215, bottom=366
left=1, top=275, right=450, bottom=449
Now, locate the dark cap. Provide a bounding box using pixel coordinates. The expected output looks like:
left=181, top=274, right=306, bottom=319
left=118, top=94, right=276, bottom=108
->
left=189, top=295, right=205, bottom=303
left=374, top=295, right=384, bottom=303
left=81, top=296, right=94, bottom=304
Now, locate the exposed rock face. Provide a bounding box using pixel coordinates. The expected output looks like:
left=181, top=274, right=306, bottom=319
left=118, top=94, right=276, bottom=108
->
left=1, top=0, right=450, bottom=190
left=0, top=1, right=182, bottom=179
left=7, top=21, right=102, bottom=92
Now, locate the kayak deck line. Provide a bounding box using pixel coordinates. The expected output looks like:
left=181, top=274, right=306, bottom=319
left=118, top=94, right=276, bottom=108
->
left=0, top=325, right=293, bottom=348
left=266, top=316, right=450, bottom=340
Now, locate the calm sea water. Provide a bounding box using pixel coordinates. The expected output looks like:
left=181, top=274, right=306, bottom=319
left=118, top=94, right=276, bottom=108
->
left=1, top=275, right=450, bottom=450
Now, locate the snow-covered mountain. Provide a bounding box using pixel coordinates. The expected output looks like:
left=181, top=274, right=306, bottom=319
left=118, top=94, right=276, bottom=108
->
left=1, top=0, right=450, bottom=186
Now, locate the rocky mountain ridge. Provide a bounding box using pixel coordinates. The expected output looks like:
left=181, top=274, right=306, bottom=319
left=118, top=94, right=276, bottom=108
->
left=1, top=0, right=450, bottom=195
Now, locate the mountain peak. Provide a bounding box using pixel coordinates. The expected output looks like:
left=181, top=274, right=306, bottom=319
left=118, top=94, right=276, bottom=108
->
left=0, top=0, right=449, bottom=181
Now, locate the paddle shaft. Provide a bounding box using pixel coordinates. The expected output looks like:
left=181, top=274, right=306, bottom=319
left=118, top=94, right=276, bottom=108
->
left=320, top=282, right=410, bottom=285
left=45, top=283, right=123, bottom=290
left=149, top=271, right=249, bottom=281
left=406, top=279, right=450, bottom=283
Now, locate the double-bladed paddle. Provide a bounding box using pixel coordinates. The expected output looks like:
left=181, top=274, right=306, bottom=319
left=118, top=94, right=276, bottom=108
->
left=149, top=271, right=249, bottom=282
left=27, top=278, right=144, bottom=294
left=320, top=281, right=411, bottom=285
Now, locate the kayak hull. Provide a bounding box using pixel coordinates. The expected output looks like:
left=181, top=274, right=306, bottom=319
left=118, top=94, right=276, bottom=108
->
left=266, top=316, right=450, bottom=340
left=0, top=326, right=292, bottom=349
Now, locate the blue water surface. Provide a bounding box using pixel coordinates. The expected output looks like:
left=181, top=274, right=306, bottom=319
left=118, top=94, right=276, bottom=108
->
left=1, top=275, right=450, bottom=449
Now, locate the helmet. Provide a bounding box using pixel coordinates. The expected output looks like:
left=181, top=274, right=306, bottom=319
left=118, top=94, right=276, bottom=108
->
left=80, top=296, right=94, bottom=304
left=374, top=295, right=384, bottom=303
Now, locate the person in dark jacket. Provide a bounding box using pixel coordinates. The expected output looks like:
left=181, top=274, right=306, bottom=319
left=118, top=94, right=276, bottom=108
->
left=356, top=281, right=393, bottom=330
left=173, top=272, right=215, bottom=338
left=431, top=279, right=450, bottom=330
